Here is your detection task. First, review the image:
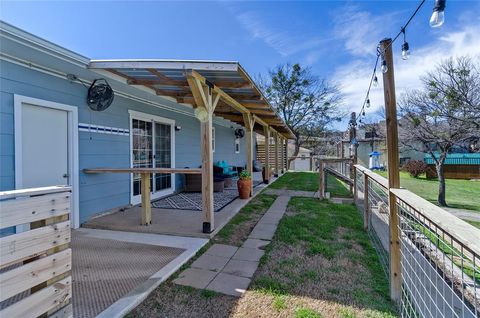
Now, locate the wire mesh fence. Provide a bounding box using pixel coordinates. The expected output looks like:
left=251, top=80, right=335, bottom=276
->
left=349, top=164, right=480, bottom=318
left=396, top=194, right=479, bottom=318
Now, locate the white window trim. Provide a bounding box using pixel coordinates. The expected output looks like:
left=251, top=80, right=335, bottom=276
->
left=14, top=94, right=80, bottom=229
left=212, top=127, right=215, bottom=153
left=128, top=110, right=176, bottom=205
left=235, top=138, right=240, bottom=154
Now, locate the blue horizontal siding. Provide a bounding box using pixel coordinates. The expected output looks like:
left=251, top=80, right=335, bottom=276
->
left=0, top=60, right=247, bottom=224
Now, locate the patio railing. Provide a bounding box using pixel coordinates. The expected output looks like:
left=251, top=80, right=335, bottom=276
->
left=353, top=164, right=480, bottom=318
left=0, top=186, right=72, bottom=318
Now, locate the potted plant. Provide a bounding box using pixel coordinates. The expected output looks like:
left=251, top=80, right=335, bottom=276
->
left=237, top=170, right=252, bottom=199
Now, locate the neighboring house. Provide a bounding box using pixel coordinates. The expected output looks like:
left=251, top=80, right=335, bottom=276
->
left=0, top=22, right=293, bottom=230
left=287, top=142, right=313, bottom=171
left=341, top=122, right=424, bottom=168
left=425, top=153, right=480, bottom=180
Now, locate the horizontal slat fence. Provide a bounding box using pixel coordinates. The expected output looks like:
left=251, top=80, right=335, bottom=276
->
left=256, top=143, right=287, bottom=170
left=0, top=186, right=72, bottom=318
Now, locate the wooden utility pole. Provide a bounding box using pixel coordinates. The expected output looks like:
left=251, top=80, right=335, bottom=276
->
left=380, top=38, right=402, bottom=303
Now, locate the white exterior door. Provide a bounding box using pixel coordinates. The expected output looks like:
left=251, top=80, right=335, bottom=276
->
left=21, top=104, right=69, bottom=188
left=14, top=95, right=79, bottom=229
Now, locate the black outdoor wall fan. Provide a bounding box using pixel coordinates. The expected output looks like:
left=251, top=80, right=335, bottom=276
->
left=234, top=128, right=245, bottom=138
left=87, top=79, right=114, bottom=111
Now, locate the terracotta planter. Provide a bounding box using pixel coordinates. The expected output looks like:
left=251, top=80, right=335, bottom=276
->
left=237, top=178, right=252, bottom=199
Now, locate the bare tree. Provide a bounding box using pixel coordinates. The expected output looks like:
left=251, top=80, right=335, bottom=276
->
left=257, top=63, right=344, bottom=164
left=399, top=57, right=480, bottom=207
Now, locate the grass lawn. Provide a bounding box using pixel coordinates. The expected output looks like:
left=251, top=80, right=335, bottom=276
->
left=129, top=196, right=396, bottom=318
left=270, top=171, right=319, bottom=192
left=243, top=197, right=396, bottom=318
left=270, top=172, right=353, bottom=198
left=326, top=174, right=353, bottom=198
left=376, top=171, right=480, bottom=212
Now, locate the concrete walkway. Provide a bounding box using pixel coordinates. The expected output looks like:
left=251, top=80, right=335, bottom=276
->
left=443, top=207, right=480, bottom=222
left=173, top=195, right=291, bottom=297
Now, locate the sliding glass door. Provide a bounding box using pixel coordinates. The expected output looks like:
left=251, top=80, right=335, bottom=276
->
left=130, top=111, right=175, bottom=205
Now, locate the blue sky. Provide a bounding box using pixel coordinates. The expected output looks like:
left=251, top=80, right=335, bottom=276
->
left=1, top=1, right=479, bottom=129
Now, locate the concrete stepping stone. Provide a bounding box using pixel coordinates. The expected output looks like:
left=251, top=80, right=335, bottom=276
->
left=191, top=254, right=230, bottom=272
left=222, top=259, right=259, bottom=278
left=206, top=273, right=251, bottom=297
left=232, top=247, right=264, bottom=262
left=242, top=238, right=270, bottom=249
left=258, top=214, right=282, bottom=226
left=205, top=244, right=238, bottom=258
left=249, top=224, right=277, bottom=240
left=174, top=268, right=217, bottom=289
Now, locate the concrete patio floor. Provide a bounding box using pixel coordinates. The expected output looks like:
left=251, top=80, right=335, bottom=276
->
left=82, top=175, right=271, bottom=238
left=71, top=228, right=208, bottom=318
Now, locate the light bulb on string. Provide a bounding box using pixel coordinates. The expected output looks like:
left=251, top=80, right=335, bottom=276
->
left=373, top=75, right=378, bottom=87
left=430, top=0, right=446, bottom=28
left=401, top=28, right=410, bottom=60
left=381, top=59, right=388, bottom=73
left=402, top=42, right=410, bottom=60
left=362, top=110, right=365, bottom=117
left=366, top=98, right=371, bottom=108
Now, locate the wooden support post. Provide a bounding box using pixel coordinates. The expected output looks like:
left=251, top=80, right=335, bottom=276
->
left=363, top=172, right=369, bottom=230
left=309, top=156, right=313, bottom=171
left=318, top=160, right=324, bottom=199
left=380, top=38, right=402, bottom=303
left=187, top=74, right=219, bottom=233
left=243, top=113, right=255, bottom=196
left=263, top=126, right=271, bottom=183
left=140, top=173, right=152, bottom=225
left=284, top=138, right=289, bottom=171
left=274, top=132, right=279, bottom=177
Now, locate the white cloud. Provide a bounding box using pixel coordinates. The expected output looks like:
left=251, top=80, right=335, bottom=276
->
left=333, top=5, right=400, bottom=57
left=334, top=20, right=480, bottom=128
left=236, top=10, right=326, bottom=57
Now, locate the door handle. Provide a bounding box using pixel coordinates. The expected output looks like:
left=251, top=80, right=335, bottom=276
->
left=63, top=173, right=69, bottom=178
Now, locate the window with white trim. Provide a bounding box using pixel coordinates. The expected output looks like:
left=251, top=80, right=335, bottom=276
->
left=235, top=138, right=240, bottom=153
left=212, top=127, right=215, bottom=152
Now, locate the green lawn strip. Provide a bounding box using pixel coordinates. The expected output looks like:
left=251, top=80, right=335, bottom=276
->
left=326, top=174, right=352, bottom=198
left=250, top=197, right=397, bottom=317
left=376, top=171, right=480, bottom=212
left=270, top=171, right=319, bottom=191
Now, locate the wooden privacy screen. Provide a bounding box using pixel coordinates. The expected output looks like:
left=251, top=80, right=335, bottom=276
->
left=0, top=186, right=72, bottom=318
left=256, top=144, right=287, bottom=169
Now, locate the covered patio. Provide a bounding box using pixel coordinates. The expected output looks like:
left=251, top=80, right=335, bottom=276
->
left=84, top=60, right=294, bottom=234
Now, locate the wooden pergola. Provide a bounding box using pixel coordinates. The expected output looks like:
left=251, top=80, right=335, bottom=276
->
left=88, top=60, right=294, bottom=233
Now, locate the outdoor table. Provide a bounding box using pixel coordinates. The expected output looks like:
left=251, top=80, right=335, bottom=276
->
left=83, top=168, right=202, bottom=225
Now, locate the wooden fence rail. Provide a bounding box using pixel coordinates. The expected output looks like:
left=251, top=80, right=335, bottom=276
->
left=0, top=186, right=72, bottom=318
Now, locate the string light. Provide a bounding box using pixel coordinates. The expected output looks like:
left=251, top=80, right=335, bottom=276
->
left=354, top=0, right=445, bottom=126
left=430, top=0, right=446, bottom=28
left=381, top=59, right=388, bottom=73
left=401, top=28, right=410, bottom=60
